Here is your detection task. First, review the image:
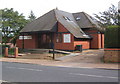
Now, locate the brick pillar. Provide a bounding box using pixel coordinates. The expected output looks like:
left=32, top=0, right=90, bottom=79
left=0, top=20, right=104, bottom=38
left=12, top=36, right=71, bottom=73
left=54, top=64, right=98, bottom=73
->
left=5, top=47, right=8, bottom=57
left=14, top=47, right=18, bottom=57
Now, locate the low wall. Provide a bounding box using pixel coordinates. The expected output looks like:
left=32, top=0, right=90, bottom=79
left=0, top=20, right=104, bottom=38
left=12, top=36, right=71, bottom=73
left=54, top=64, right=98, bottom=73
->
left=74, top=41, right=90, bottom=49
left=104, top=48, right=120, bottom=63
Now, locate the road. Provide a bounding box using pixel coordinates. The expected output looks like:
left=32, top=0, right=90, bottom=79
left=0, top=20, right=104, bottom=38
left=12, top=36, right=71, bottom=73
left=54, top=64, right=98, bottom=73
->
left=2, top=62, right=119, bottom=82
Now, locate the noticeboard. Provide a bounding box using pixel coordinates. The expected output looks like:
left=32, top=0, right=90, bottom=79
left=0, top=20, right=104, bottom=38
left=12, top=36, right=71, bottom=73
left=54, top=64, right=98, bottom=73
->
left=63, top=34, right=71, bottom=43
left=19, top=36, right=32, bottom=40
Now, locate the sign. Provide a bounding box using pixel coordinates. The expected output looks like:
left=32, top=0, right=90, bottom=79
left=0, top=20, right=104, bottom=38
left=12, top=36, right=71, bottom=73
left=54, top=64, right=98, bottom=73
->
left=19, top=36, right=23, bottom=40
left=63, top=34, right=71, bottom=43
left=19, top=36, right=32, bottom=40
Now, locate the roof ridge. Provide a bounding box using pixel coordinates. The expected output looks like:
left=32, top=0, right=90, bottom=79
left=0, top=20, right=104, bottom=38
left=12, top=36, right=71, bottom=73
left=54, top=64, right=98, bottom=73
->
left=72, top=11, right=85, bottom=14
left=53, top=9, right=58, bottom=22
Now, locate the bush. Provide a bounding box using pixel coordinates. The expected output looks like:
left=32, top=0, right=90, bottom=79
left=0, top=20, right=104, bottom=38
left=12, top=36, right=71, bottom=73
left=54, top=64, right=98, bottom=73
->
left=8, top=48, right=15, bottom=55
left=104, top=25, right=120, bottom=48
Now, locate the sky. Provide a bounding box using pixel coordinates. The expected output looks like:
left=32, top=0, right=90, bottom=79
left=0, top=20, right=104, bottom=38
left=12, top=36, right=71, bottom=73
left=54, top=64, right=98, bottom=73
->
left=0, top=0, right=119, bottom=18
left=118, top=1, right=120, bottom=10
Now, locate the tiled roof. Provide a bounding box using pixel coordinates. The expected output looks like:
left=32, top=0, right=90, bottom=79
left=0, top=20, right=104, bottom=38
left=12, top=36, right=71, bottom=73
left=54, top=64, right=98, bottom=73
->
left=20, top=9, right=102, bottom=38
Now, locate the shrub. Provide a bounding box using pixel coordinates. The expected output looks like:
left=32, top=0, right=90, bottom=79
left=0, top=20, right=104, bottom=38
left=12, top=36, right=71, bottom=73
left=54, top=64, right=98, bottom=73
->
left=104, top=25, right=120, bottom=48
left=8, top=48, right=15, bottom=55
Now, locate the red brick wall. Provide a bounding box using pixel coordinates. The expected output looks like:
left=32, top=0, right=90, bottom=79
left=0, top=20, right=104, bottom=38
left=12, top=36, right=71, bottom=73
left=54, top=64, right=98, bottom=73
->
left=54, top=33, right=75, bottom=50
left=102, top=34, right=104, bottom=48
left=54, top=22, right=74, bottom=50
left=90, top=33, right=102, bottom=49
left=16, top=39, right=22, bottom=48
left=98, top=34, right=102, bottom=48
left=54, top=22, right=91, bottom=50
left=16, top=23, right=104, bottom=50
left=104, top=48, right=120, bottom=62
left=57, top=22, right=69, bottom=32
left=74, top=41, right=90, bottom=49
left=84, top=30, right=104, bottom=49
left=16, top=34, right=38, bottom=49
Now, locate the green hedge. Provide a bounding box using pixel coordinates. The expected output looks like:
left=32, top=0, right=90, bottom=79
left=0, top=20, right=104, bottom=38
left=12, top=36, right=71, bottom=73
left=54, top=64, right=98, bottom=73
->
left=1, top=45, right=15, bottom=56
left=8, top=48, right=15, bottom=55
left=104, top=25, right=120, bottom=48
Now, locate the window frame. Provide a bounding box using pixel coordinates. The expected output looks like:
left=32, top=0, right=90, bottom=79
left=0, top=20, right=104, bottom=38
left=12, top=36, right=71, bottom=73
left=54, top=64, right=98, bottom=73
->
left=56, top=33, right=63, bottom=43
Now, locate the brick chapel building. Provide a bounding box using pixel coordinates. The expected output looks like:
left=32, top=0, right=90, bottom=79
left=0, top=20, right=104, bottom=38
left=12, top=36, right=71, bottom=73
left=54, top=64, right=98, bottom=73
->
left=16, top=9, right=104, bottom=51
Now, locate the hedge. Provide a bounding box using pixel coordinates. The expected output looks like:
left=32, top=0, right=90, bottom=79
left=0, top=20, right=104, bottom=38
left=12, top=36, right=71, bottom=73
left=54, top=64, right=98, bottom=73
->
left=104, top=25, right=120, bottom=48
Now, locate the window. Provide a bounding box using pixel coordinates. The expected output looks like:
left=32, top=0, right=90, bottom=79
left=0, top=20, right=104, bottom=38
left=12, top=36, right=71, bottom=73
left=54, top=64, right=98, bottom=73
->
left=66, top=17, right=71, bottom=21
left=63, top=16, right=68, bottom=20
left=76, top=17, right=81, bottom=21
left=63, top=16, right=71, bottom=21
left=56, top=33, right=62, bottom=43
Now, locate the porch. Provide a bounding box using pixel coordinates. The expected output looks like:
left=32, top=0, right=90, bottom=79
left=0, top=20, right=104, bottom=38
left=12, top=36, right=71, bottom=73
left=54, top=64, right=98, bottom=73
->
left=18, top=32, right=55, bottom=49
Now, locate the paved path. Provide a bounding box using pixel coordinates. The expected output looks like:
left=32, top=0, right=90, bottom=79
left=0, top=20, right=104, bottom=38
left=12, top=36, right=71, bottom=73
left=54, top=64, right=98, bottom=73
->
left=2, top=62, right=119, bottom=82
left=58, top=49, right=104, bottom=63
left=55, top=53, right=80, bottom=61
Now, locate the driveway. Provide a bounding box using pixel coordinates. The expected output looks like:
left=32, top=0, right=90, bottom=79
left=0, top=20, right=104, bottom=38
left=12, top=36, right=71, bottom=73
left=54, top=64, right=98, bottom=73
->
left=62, top=49, right=104, bottom=63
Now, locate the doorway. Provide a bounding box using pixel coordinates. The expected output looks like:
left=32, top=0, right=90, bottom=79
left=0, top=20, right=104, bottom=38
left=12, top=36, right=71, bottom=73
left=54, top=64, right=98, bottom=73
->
left=38, top=33, right=53, bottom=49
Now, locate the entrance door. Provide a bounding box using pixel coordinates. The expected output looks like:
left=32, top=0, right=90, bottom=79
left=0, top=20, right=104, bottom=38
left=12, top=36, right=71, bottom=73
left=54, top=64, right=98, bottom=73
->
left=38, top=33, right=53, bottom=49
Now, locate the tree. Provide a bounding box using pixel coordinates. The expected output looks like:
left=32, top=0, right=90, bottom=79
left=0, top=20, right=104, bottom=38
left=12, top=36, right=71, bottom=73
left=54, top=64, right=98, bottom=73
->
left=94, top=4, right=119, bottom=27
left=0, top=8, right=28, bottom=44
left=28, top=11, right=36, bottom=22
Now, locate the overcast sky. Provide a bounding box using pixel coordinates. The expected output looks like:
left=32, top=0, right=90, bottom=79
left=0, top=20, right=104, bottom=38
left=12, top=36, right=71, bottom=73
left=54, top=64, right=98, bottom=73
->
left=0, top=0, right=119, bottom=18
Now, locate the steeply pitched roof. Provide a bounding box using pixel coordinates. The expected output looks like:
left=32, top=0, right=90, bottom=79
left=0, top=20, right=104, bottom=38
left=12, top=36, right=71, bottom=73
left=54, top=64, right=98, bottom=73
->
left=21, top=9, right=102, bottom=38
left=54, top=10, right=89, bottom=38
left=21, top=9, right=57, bottom=32
left=73, top=12, right=102, bottom=30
